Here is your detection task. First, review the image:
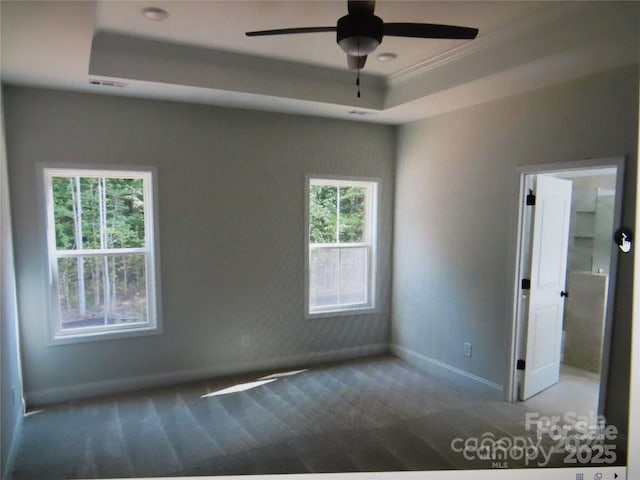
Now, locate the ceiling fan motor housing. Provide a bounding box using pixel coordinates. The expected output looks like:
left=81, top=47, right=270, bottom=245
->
left=336, top=14, right=383, bottom=56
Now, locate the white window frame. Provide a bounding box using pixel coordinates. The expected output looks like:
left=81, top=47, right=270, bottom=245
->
left=305, top=176, right=379, bottom=318
left=43, top=167, right=162, bottom=345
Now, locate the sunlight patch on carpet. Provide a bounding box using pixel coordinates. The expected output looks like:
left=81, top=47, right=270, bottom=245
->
left=201, top=378, right=277, bottom=398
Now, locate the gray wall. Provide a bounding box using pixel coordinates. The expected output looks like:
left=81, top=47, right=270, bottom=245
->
left=3, top=86, right=395, bottom=404
left=0, top=88, right=24, bottom=479
left=392, top=66, right=638, bottom=434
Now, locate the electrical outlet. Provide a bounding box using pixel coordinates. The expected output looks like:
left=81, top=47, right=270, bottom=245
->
left=241, top=334, right=251, bottom=348
left=464, top=342, right=472, bottom=358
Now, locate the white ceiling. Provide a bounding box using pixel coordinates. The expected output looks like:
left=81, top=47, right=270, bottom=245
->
left=1, top=1, right=639, bottom=124
left=95, top=1, right=551, bottom=76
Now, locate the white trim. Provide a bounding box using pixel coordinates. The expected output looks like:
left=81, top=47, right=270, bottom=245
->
left=628, top=71, right=640, bottom=480
left=309, top=178, right=377, bottom=188
left=54, top=248, right=148, bottom=257
left=305, top=305, right=377, bottom=319
left=309, top=242, right=370, bottom=249
left=506, top=156, right=626, bottom=406
left=388, top=2, right=587, bottom=86
left=24, top=343, right=389, bottom=406
left=41, top=166, right=163, bottom=345
left=1, top=411, right=23, bottom=480
left=42, top=167, right=150, bottom=179
left=391, top=344, right=503, bottom=394
left=46, top=323, right=162, bottom=346
left=305, top=175, right=380, bottom=318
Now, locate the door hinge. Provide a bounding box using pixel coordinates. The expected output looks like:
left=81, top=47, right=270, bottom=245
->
left=517, top=359, right=526, bottom=370
left=526, top=189, right=536, bottom=206
left=521, top=278, right=531, bottom=290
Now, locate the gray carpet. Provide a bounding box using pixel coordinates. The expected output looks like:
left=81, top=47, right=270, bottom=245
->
left=11, top=355, right=616, bottom=479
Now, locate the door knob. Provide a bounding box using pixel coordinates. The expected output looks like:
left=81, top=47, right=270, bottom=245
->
left=560, top=290, right=569, bottom=298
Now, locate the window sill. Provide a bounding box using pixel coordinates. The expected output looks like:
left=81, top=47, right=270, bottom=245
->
left=306, top=306, right=377, bottom=320
left=48, top=324, right=162, bottom=346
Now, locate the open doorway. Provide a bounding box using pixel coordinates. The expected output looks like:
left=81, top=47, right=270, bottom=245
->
left=508, top=158, right=625, bottom=418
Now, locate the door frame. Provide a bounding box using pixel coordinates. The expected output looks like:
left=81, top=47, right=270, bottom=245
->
left=506, top=156, right=626, bottom=415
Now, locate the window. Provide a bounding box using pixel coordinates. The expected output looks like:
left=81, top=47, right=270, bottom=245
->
left=43, top=168, right=160, bottom=343
left=306, top=177, right=378, bottom=316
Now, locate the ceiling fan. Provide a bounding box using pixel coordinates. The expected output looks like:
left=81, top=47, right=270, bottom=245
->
left=245, top=0, right=479, bottom=71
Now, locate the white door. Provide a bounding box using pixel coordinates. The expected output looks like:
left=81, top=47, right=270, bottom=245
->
left=522, top=175, right=573, bottom=400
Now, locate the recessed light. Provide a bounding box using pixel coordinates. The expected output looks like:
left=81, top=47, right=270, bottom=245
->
left=376, top=52, right=397, bottom=62
left=142, top=6, right=169, bottom=21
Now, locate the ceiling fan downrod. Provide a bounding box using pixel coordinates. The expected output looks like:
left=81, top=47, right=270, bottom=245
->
left=356, top=40, right=361, bottom=98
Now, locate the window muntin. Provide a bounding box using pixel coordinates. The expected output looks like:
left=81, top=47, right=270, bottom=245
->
left=307, top=178, right=377, bottom=315
left=44, top=168, right=159, bottom=342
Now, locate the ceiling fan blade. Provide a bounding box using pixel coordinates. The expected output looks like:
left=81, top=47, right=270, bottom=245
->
left=245, top=26, right=336, bottom=37
left=348, top=0, right=375, bottom=16
left=347, top=54, right=367, bottom=70
left=383, top=23, right=478, bottom=40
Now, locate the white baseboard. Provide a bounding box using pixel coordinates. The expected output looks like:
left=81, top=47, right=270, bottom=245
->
left=391, top=344, right=503, bottom=395
left=25, top=343, right=389, bottom=406
left=2, top=406, right=23, bottom=480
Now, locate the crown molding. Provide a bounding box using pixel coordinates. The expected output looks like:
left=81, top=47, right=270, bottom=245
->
left=387, top=2, right=590, bottom=86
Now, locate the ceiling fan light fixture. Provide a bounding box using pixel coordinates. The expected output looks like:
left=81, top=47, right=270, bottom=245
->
left=336, top=13, right=383, bottom=56
left=338, top=36, right=380, bottom=56
left=142, top=6, right=169, bottom=21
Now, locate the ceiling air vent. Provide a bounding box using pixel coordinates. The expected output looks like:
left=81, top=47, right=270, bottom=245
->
left=89, top=79, right=127, bottom=88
